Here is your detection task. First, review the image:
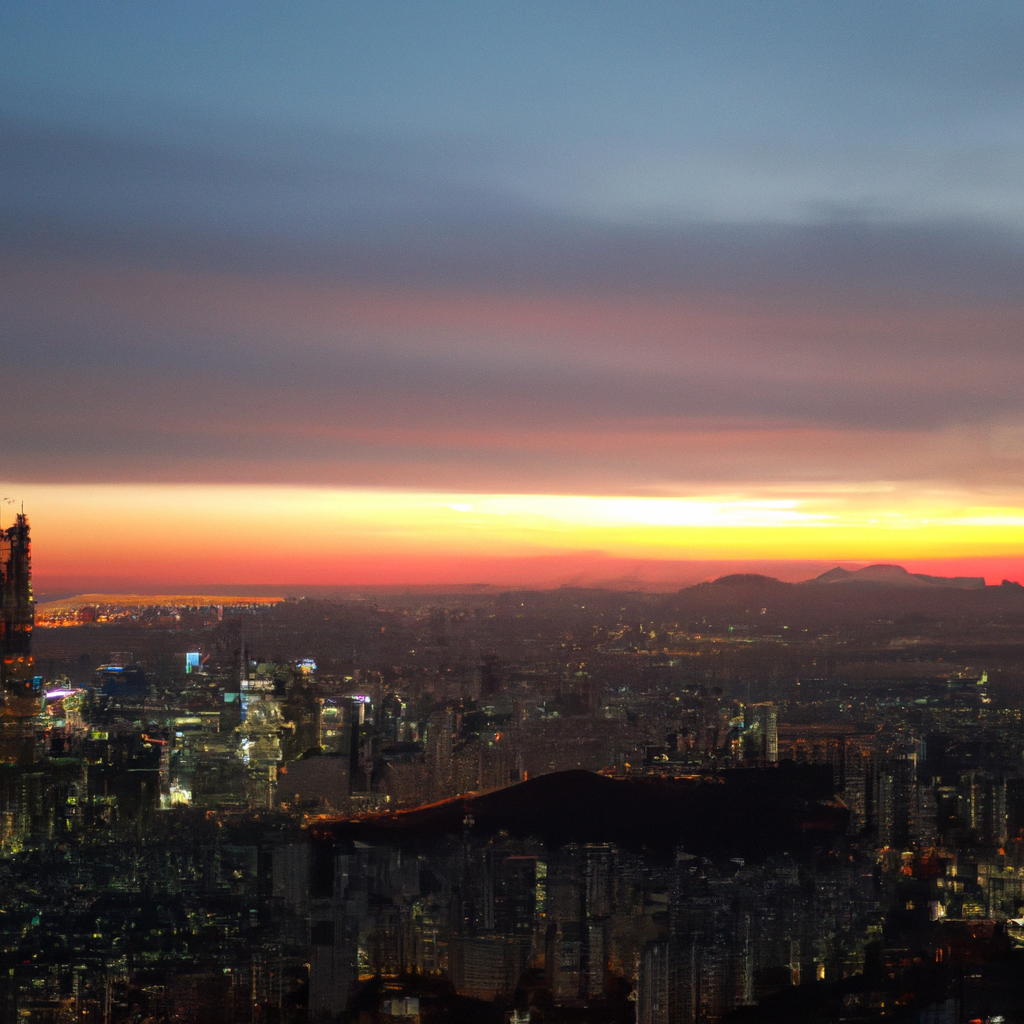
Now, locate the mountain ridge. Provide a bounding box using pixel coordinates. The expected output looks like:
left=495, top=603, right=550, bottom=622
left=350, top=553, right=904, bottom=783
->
left=805, top=564, right=986, bottom=589
left=662, top=564, right=1024, bottom=631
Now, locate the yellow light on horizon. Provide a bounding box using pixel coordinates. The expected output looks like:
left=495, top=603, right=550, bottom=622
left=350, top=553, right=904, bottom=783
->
left=4, top=482, right=1024, bottom=582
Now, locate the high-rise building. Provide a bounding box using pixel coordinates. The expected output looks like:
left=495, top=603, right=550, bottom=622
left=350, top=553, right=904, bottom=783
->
left=744, top=703, right=778, bottom=765
left=0, top=513, right=32, bottom=659
left=0, top=513, right=36, bottom=710
left=480, top=654, right=502, bottom=700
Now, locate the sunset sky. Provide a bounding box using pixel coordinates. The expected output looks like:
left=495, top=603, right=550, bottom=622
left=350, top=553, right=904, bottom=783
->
left=3, top=2, right=1024, bottom=591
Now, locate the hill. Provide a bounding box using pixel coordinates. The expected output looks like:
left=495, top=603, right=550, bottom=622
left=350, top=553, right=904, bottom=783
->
left=314, top=766, right=846, bottom=861
left=808, top=565, right=985, bottom=589
left=660, top=565, right=1024, bottom=632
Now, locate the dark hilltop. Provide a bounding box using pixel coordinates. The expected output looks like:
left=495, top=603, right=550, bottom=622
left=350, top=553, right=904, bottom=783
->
left=314, top=765, right=847, bottom=862
left=659, top=563, right=1024, bottom=633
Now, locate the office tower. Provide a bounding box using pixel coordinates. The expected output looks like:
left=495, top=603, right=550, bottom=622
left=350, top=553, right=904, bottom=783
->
left=744, top=703, right=778, bottom=765
left=0, top=513, right=32, bottom=660
left=480, top=654, right=502, bottom=700
left=0, top=513, right=36, bottom=713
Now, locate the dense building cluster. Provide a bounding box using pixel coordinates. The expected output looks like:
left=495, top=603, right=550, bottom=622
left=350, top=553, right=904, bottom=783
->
left=4, top=520, right=1024, bottom=1021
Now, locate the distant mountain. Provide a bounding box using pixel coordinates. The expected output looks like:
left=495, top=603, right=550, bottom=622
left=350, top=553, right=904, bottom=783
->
left=661, top=563, right=1021, bottom=631
left=710, top=573, right=791, bottom=588
left=807, top=564, right=985, bottom=590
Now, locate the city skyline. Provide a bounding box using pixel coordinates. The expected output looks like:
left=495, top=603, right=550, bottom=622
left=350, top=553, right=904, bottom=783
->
left=4, top=2, right=1024, bottom=588
left=6, top=10, right=1024, bottom=1020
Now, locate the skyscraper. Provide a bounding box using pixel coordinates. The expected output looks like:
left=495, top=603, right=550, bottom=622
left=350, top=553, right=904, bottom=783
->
left=1, top=513, right=36, bottom=707
left=744, top=703, right=778, bottom=766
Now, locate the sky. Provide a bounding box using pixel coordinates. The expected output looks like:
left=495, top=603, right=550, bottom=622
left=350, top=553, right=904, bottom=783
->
left=3, top=2, right=1024, bottom=591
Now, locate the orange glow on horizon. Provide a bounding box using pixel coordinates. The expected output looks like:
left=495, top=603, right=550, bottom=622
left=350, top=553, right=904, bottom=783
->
left=6, top=482, right=1024, bottom=591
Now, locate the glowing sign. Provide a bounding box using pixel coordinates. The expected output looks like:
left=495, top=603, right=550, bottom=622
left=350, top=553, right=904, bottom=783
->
left=44, top=688, right=79, bottom=701
left=185, top=652, right=200, bottom=673
left=241, top=678, right=273, bottom=692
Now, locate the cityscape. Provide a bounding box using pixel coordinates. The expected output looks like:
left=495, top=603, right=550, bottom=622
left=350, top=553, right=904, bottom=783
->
left=6, top=4, right=1024, bottom=1023
left=5, top=517, right=1024, bottom=1022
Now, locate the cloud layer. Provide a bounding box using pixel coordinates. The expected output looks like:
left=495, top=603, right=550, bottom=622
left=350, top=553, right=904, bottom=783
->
left=3, top=2, right=1024, bottom=588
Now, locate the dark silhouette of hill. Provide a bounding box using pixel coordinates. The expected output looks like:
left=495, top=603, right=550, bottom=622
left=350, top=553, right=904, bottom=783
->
left=710, top=573, right=793, bottom=588
left=661, top=565, right=1024, bottom=631
left=809, top=564, right=985, bottom=589
left=314, top=766, right=846, bottom=861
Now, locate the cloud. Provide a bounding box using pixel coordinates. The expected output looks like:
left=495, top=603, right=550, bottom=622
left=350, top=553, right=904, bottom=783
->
left=3, top=105, right=1024, bottom=494
left=4, top=107, right=1024, bottom=296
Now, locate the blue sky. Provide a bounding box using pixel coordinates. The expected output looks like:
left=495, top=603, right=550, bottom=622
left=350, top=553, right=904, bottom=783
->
left=6, top=1, right=1024, bottom=227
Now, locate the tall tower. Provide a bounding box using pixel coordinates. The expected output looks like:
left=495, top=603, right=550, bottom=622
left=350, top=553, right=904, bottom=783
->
left=480, top=654, right=501, bottom=700
left=1, top=513, right=33, bottom=656
left=743, top=702, right=778, bottom=765
left=1, top=512, right=36, bottom=704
